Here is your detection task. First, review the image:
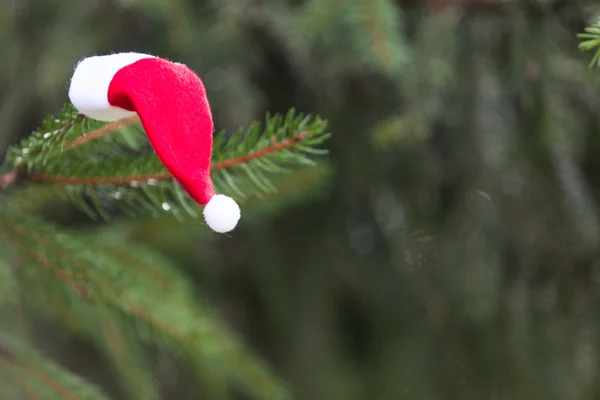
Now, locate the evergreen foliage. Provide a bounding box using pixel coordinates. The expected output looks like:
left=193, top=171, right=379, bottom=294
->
left=4, top=1, right=600, bottom=399
left=4, top=107, right=328, bottom=220
left=0, top=96, right=327, bottom=397
left=0, top=213, right=292, bottom=399
left=0, top=21, right=330, bottom=397
left=0, top=335, right=111, bottom=400
left=578, top=17, right=600, bottom=67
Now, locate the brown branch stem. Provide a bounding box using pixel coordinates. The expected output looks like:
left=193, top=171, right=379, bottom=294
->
left=27, top=131, right=310, bottom=186
left=21, top=362, right=80, bottom=400
left=0, top=116, right=139, bottom=193
left=9, top=223, right=219, bottom=354
left=0, top=340, right=80, bottom=400
left=0, top=226, right=89, bottom=300
left=63, top=115, right=139, bottom=149
left=16, top=377, right=42, bottom=400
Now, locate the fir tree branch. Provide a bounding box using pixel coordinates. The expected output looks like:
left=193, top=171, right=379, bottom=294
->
left=3, top=104, right=140, bottom=188
left=14, top=225, right=185, bottom=337
left=213, top=130, right=310, bottom=170
left=63, top=116, right=139, bottom=150
left=0, top=337, right=110, bottom=400
left=0, top=114, right=140, bottom=192
left=2, top=108, right=328, bottom=219
left=0, top=226, right=89, bottom=300
left=19, top=363, right=80, bottom=400
left=0, top=343, right=40, bottom=400
left=2, top=214, right=290, bottom=399
left=26, top=171, right=169, bottom=186
left=578, top=18, right=600, bottom=67
left=1, top=342, right=77, bottom=400
left=16, top=378, right=41, bottom=400
left=26, top=130, right=311, bottom=186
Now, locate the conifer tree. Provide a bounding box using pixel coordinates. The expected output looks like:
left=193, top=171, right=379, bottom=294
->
left=0, top=60, right=329, bottom=399
left=5, top=1, right=600, bottom=400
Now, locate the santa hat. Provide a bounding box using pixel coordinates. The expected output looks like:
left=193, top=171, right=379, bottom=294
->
left=68, top=52, right=240, bottom=233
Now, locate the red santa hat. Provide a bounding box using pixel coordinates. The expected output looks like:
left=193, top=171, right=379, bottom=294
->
left=68, top=52, right=240, bottom=233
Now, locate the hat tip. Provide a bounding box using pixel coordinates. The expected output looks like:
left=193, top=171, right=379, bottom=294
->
left=203, top=194, right=241, bottom=233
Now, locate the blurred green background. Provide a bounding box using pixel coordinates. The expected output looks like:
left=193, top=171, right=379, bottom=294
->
left=5, top=0, right=600, bottom=399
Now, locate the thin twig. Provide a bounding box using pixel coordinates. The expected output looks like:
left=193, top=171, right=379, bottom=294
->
left=0, top=226, right=89, bottom=300
left=27, top=172, right=171, bottom=186
left=16, top=377, right=42, bottom=400
left=2, top=112, right=310, bottom=190
left=20, top=362, right=80, bottom=400
left=15, top=376, right=40, bottom=400
left=64, top=115, right=139, bottom=149
left=0, top=344, right=39, bottom=399
left=0, top=116, right=138, bottom=193
left=212, top=131, right=309, bottom=170
left=0, top=340, right=79, bottom=400
left=27, top=131, right=310, bottom=186
left=10, top=225, right=213, bottom=352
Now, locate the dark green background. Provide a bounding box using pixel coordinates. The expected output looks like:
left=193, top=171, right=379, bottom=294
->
left=4, top=1, right=600, bottom=399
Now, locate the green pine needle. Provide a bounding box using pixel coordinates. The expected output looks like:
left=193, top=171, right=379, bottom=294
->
left=0, top=335, right=111, bottom=400
left=578, top=19, right=600, bottom=67
left=5, top=106, right=329, bottom=222
left=0, top=213, right=291, bottom=400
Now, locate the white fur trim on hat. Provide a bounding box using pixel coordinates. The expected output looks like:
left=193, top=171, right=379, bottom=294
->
left=68, top=52, right=155, bottom=121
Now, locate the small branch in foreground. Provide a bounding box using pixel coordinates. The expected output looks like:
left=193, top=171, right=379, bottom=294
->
left=26, top=131, right=310, bottom=186
left=64, top=116, right=139, bottom=149
left=0, top=117, right=139, bottom=193
left=212, top=131, right=309, bottom=170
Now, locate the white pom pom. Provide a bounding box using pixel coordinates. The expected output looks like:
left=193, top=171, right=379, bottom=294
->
left=203, top=194, right=241, bottom=233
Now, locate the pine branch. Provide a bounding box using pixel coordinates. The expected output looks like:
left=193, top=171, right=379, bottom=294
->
left=0, top=108, right=143, bottom=192
left=26, top=130, right=312, bottom=185
left=15, top=378, right=41, bottom=400
left=0, top=221, right=89, bottom=300
left=64, top=115, right=139, bottom=150
left=578, top=18, right=600, bottom=67
left=103, top=163, right=332, bottom=261
left=2, top=214, right=290, bottom=400
left=2, top=108, right=329, bottom=221
left=5, top=104, right=97, bottom=170
left=0, top=336, right=110, bottom=400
